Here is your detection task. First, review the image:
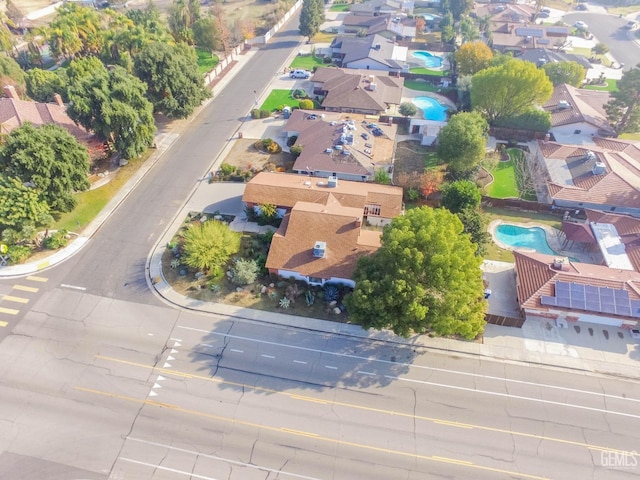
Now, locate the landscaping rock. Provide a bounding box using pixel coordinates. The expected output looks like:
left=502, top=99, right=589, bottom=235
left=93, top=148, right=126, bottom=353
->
left=332, top=307, right=341, bottom=315
left=200, top=215, right=208, bottom=223
left=329, top=300, right=337, bottom=307
left=261, top=285, right=268, bottom=294
left=195, top=272, right=205, bottom=279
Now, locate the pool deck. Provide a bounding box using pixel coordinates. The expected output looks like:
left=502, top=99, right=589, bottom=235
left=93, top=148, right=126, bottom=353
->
left=488, top=219, right=602, bottom=264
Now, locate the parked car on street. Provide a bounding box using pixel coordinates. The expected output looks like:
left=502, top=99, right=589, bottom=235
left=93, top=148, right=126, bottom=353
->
left=625, top=20, right=638, bottom=30
left=574, top=21, right=588, bottom=29
left=576, top=4, right=587, bottom=10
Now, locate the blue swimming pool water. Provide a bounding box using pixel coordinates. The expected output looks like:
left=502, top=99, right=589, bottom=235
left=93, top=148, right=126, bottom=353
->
left=411, top=96, right=448, bottom=121
left=412, top=51, right=443, bottom=68
left=496, top=225, right=557, bottom=256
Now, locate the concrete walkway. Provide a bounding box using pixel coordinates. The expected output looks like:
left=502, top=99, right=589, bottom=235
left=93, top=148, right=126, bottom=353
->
left=2, top=36, right=640, bottom=382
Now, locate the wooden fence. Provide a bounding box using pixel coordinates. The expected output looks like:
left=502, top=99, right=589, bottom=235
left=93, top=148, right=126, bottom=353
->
left=485, top=314, right=525, bottom=328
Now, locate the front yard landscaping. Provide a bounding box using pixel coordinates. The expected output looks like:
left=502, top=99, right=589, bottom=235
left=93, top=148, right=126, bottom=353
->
left=289, top=54, right=328, bottom=70
left=583, top=79, right=618, bottom=92
left=195, top=47, right=219, bottom=74
left=260, top=89, right=299, bottom=112
left=409, top=67, right=449, bottom=76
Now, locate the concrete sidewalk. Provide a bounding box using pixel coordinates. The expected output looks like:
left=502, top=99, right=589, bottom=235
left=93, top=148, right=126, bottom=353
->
left=2, top=36, right=640, bottom=382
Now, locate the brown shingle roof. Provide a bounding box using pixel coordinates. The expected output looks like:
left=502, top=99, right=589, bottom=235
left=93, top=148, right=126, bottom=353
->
left=514, top=251, right=640, bottom=317
left=543, top=84, right=614, bottom=135
left=242, top=172, right=403, bottom=219
left=265, top=201, right=381, bottom=280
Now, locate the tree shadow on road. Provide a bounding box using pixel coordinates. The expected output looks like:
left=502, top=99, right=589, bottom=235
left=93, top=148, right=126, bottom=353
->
left=183, top=317, right=423, bottom=394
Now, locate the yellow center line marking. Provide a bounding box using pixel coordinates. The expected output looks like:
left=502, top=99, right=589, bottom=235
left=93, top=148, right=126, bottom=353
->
left=0, top=307, right=19, bottom=315
left=13, top=285, right=38, bottom=293
left=75, top=386, right=550, bottom=480
left=1, top=295, right=29, bottom=304
left=26, top=276, right=48, bottom=283
left=0, top=320, right=8, bottom=327
left=95, top=354, right=635, bottom=457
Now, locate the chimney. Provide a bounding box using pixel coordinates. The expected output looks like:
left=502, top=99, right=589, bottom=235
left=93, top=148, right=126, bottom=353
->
left=4, top=85, right=18, bottom=99
left=53, top=93, right=64, bottom=107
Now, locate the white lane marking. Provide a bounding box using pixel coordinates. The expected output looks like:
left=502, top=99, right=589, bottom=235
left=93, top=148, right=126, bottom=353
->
left=200, top=343, right=214, bottom=348
left=358, top=371, right=376, bottom=376
left=126, top=437, right=324, bottom=480
left=163, top=362, right=172, bottom=368
left=230, top=348, right=244, bottom=353
left=170, top=348, right=178, bottom=353
left=170, top=338, right=183, bottom=342
left=148, top=391, right=158, bottom=397
left=60, top=284, right=86, bottom=291
left=293, top=360, right=307, bottom=364
left=177, top=325, right=640, bottom=403
left=157, top=375, right=165, bottom=381
left=261, top=354, right=275, bottom=359
left=325, top=365, right=337, bottom=370
left=167, top=355, right=175, bottom=361
left=119, top=458, right=218, bottom=480
left=385, top=375, right=640, bottom=420
left=152, top=383, right=162, bottom=389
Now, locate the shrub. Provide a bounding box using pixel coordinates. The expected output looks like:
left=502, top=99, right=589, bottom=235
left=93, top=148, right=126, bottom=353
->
left=493, top=109, right=551, bottom=133
left=324, top=284, right=339, bottom=302
left=266, top=141, right=282, bottom=154
left=182, top=220, right=241, bottom=275
left=257, top=230, right=274, bottom=245
left=290, top=145, right=303, bottom=157
left=406, top=187, right=420, bottom=201
left=374, top=169, right=392, bottom=185
left=259, top=109, right=271, bottom=118
left=251, top=109, right=261, bottom=119
left=7, top=244, right=31, bottom=264
left=219, top=163, right=235, bottom=176
left=230, top=258, right=260, bottom=285
left=299, top=99, right=314, bottom=110
left=323, top=57, right=332, bottom=64
left=44, top=229, right=69, bottom=249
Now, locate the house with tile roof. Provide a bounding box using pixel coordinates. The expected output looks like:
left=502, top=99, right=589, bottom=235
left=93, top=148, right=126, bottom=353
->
left=531, top=138, right=640, bottom=217
left=311, top=67, right=403, bottom=115
left=490, top=23, right=570, bottom=54
left=513, top=250, right=640, bottom=328
left=518, top=48, right=592, bottom=71
left=0, top=86, right=93, bottom=146
left=542, top=83, right=614, bottom=143
left=330, top=34, right=408, bottom=73
left=342, top=13, right=417, bottom=40
left=349, top=0, right=414, bottom=17
left=583, top=209, right=640, bottom=273
left=283, top=109, right=397, bottom=182
left=242, top=172, right=403, bottom=286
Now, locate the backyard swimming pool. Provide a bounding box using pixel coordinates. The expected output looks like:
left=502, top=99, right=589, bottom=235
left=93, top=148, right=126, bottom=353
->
left=412, top=96, right=448, bottom=121
left=495, top=224, right=579, bottom=261
left=412, top=51, right=443, bottom=68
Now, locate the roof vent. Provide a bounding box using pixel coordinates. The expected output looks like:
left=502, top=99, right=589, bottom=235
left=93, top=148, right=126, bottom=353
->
left=369, top=82, right=377, bottom=91
left=325, top=148, right=333, bottom=154
left=328, top=176, right=338, bottom=188
left=552, top=257, right=569, bottom=270
left=373, top=44, right=381, bottom=50
left=342, top=149, right=350, bottom=155
left=592, top=161, right=606, bottom=175
left=558, top=100, right=570, bottom=110
left=584, top=150, right=596, bottom=161
left=313, top=241, right=326, bottom=258
left=303, top=181, right=311, bottom=186
left=316, top=181, right=326, bottom=186
left=334, top=144, right=343, bottom=150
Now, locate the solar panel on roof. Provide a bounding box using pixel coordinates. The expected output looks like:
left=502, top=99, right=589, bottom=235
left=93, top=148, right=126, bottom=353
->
left=571, top=283, right=585, bottom=297
left=600, top=288, right=614, bottom=299
left=631, top=300, right=640, bottom=318
left=557, top=297, right=571, bottom=308
left=541, top=295, right=557, bottom=306
left=586, top=298, right=601, bottom=311
left=614, top=289, right=629, bottom=301
left=515, top=27, right=544, bottom=37
left=601, top=302, right=616, bottom=315
left=538, top=39, right=550, bottom=44
left=572, top=299, right=586, bottom=310
left=585, top=285, right=599, bottom=297
left=616, top=305, right=631, bottom=316
left=555, top=281, right=570, bottom=297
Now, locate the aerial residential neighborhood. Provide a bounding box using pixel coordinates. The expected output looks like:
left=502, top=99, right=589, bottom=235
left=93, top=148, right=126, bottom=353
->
left=0, top=0, right=640, bottom=478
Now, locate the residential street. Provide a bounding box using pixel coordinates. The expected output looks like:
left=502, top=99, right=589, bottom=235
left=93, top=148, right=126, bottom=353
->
left=1, top=7, right=640, bottom=480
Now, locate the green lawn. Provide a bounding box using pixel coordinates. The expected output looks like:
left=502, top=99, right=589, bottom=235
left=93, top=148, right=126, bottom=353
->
left=583, top=79, right=618, bottom=92
left=329, top=3, right=350, bottom=11
left=424, top=152, right=442, bottom=170
left=314, top=31, right=338, bottom=43
left=486, top=159, right=518, bottom=198
left=403, top=80, right=442, bottom=92
left=52, top=152, right=151, bottom=232
left=290, top=54, right=326, bottom=70
left=195, top=47, right=219, bottom=75
left=620, top=133, right=640, bottom=140
left=409, top=68, right=449, bottom=76
left=570, top=46, right=612, bottom=67
left=260, top=89, right=298, bottom=112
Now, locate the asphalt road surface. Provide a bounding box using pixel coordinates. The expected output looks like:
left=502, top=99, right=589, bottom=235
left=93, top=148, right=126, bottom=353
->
left=1, top=290, right=640, bottom=479
left=564, top=11, right=640, bottom=70
left=1, top=11, right=640, bottom=480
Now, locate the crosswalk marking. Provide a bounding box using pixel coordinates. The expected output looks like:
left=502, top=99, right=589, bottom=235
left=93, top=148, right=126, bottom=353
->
left=0, top=320, right=8, bottom=327
left=26, top=276, right=48, bottom=283
left=13, top=285, right=38, bottom=293
left=2, top=295, right=29, bottom=304
left=0, top=307, right=19, bottom=315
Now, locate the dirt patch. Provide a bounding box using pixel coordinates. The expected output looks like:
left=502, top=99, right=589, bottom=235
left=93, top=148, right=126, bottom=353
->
left=394, top=141, right=430, bottom=177
left=221, top=138, right=295, bottom=172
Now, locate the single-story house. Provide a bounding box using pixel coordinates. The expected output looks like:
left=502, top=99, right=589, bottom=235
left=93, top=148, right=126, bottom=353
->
left=490, top=23, right=570, bottom=53
left=342, top=13, right=416, bottom=40
left=583, top=209, right=640, bottom=272
left=311, top=67, right=403, bottom=115
left=283, top=109, right=397, bottom=182
left=543, top=83, right=615, bottom=142
left=242, top=172, right=404, bottom=286
left=532, top=139, right=640, bottom=217
left=349, top=0, right=414, bottom=16
left=518, top=48, right=592, bottom=71
left=474, top=2, right=535, bottom=23
left=514, top=250, right=640, bottom=328
left=330, top=34, right=408, bottom=73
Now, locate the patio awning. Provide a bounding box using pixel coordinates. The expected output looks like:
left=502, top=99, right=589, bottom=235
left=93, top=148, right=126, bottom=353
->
left=562, top=221, right=596, bottom=243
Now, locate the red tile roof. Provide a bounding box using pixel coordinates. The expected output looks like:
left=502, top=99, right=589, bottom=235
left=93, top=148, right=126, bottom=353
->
left=543, top=84, right=614, bottom=135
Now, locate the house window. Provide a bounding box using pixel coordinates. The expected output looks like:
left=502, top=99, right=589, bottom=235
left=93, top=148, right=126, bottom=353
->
left=364, top=204, right=381, bottom=216
left=309, top=276, right=324, bottom=285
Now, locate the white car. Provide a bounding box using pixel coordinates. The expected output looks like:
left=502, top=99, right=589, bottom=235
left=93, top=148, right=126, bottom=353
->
left=289, top=69, right=311, bottom=79
left=574, top=21, right=588, bottom=30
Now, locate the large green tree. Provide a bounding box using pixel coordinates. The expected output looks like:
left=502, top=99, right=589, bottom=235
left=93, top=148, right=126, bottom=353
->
left=46, top=4, right=105, bottom=60
left=542, top=61, right=585, bottom=87
left=436, top=111, right=488, bottom=178
left=299, top=0, right=323, bottom=41
left=345, top=207, right=486, bottom=339
left=0, top=55, right=26, bottom=96
left=25, top=68, right=67, bottom=103
left=0, top=175, right=51, bottom=233
left=192, top=15, right=222, bottom=55
left=605, top=63, right=640, bottom=135
left=134, top=41, right=210, bottom=119
left=167, top=0, right=201, bottom=43
left=471, top=59, right=553, bottom=123
left=455, top=41, right=493, bottom=75
left=66, top=58, right=156, bottom=159
left=0, top=124, right=90, bottom=212
left=442, top=0, right=473, bottom=20
left=440, top=180, right=481, bottom=213
left=183, top=220, right=241, bottom=275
